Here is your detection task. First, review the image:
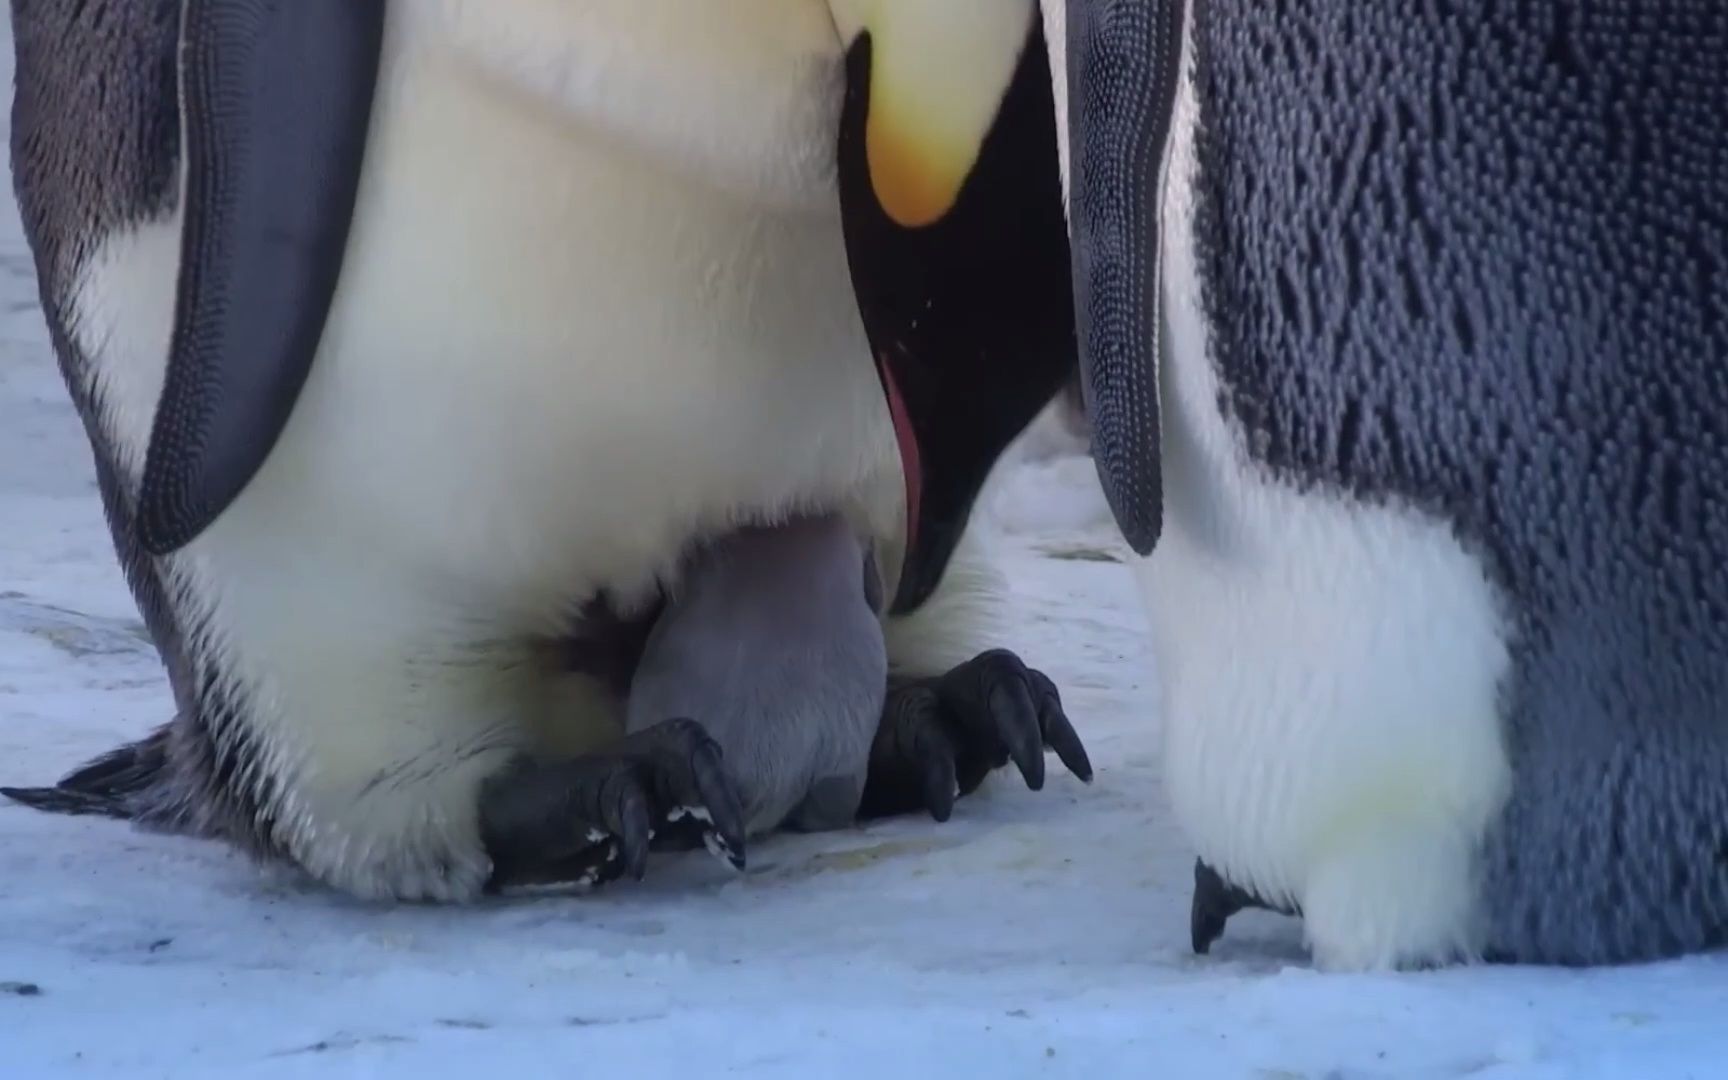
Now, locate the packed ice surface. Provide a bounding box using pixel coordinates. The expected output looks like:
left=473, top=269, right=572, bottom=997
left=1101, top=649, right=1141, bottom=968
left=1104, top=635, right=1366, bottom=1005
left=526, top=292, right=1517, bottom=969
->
left=2, top=22, right=1726, bottom=1080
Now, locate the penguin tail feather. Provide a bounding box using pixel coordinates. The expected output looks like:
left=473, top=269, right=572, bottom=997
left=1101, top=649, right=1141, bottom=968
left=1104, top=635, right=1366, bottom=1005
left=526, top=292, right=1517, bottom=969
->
left=1, top=724, right=170, bottom=821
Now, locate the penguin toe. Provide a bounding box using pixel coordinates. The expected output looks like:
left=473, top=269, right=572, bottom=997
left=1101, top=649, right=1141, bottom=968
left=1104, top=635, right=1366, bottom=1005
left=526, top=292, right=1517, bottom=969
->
left=1189, top=859, right=1298, bottom=956
left=859, top=682, right=961, bottom=822
left=931, top=648, right=1093, bottom=792
left=624, top=716, right=748, bottom=871
left=1190, top=859, right=1244, bottom=955
left=478, top=718, right=747, bottom=892
left=857, top=649, right=1091, bottom=823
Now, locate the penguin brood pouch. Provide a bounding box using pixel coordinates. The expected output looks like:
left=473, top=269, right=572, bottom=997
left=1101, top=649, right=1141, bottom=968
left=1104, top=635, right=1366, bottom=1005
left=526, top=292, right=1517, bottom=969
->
left=1057, top=0, right=1728, bottom=967
left=3, top=0, right=1091, bottom=901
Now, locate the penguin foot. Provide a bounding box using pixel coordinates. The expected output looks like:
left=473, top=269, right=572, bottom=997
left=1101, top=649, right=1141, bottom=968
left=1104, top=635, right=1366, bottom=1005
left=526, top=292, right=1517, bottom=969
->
left=1190, top=858, right=1297, bottom=955
left=479, top=718, right=747, bottom=892
left=857, top=648, right=1092, bottom=822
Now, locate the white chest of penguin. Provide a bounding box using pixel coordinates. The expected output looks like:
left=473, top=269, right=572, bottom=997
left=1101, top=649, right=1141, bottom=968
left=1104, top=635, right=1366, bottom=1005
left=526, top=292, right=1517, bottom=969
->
left=122, top=1, right=899, bottom=628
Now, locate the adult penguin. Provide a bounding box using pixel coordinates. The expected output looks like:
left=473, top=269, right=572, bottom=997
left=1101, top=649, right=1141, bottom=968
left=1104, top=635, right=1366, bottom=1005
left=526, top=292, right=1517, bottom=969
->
left=3, top=0, right=1088, bottom=901
left=1056, top=0, right=1728, bottom=967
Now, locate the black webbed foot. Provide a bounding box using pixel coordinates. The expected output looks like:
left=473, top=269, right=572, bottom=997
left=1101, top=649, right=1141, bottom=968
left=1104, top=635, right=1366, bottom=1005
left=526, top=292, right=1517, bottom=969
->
left=857, top=648, right=1092, bottom=822
left=479, top=718, right=746, bottom=892
left=1191, top=858, right=1295, bottom=955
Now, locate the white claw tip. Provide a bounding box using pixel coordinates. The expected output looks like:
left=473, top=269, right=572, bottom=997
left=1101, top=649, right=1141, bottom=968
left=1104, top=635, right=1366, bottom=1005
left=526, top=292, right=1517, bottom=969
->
left=668, top=805, right=715, bottom=825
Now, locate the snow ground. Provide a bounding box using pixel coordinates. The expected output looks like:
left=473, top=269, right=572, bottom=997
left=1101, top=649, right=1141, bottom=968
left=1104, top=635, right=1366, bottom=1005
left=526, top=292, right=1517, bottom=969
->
left=1, top=25, right=1726, bottom=1080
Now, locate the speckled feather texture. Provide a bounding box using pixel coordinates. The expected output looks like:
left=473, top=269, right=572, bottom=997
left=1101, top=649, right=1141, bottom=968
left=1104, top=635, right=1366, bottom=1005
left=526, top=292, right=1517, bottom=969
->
left=1190, top=1, right=1728, bottom=963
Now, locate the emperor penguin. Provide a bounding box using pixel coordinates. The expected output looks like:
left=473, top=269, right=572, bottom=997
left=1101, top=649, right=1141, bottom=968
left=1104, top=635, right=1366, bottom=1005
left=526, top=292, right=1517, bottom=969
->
left=1048, top=0, right=1728, bottom=967
left=2, top=0, right=1090, bottom=901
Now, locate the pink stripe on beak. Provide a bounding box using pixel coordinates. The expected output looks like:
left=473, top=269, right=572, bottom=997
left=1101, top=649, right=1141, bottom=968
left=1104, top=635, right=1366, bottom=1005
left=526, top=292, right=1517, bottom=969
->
left=877, top=351, right=922, bottom=551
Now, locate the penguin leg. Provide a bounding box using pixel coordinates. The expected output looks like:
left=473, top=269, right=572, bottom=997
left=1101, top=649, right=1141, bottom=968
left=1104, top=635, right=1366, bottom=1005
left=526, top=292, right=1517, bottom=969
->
left=623, top=514, right=889, bottom=838
left=478, top=718, right=747, bottom=891
left=857, top=649, right=1093, bottom=822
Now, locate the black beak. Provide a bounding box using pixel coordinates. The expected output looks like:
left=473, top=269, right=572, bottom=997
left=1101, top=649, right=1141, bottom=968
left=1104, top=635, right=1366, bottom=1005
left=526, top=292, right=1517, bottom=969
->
left=836, top=18, right=1077, bottom=616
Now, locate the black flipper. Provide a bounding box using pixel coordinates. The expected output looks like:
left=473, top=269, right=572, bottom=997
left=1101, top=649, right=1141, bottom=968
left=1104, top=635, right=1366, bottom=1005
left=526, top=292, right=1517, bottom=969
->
left=136, top=0, right=387, bottom=554
left=1065, top=0, right=1188, bottom=556
left=1, top=724, right=172, bottom=820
